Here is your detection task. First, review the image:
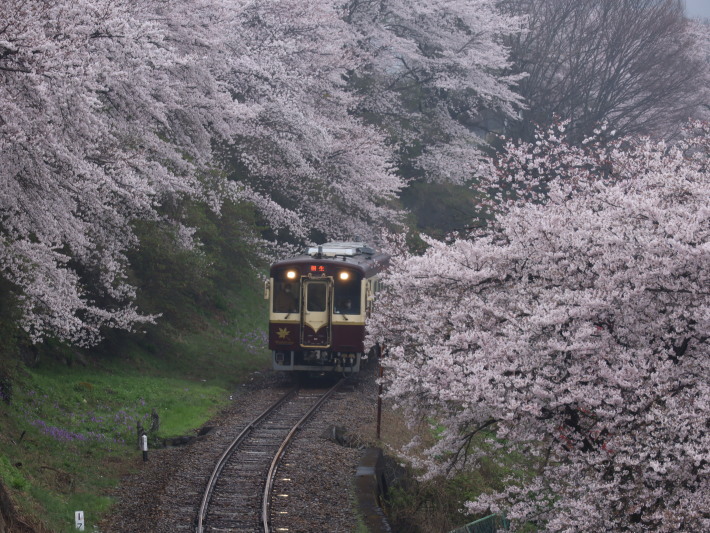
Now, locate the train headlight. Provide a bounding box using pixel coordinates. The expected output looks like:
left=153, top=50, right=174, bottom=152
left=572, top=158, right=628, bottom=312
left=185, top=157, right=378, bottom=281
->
left=339, top=271, right=350, bottom=281
left=286, top=270, right=297, bottom=280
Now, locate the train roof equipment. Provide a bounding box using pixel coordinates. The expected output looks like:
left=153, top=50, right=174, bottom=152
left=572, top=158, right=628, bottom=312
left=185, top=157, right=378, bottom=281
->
left=272, top=241, right=389, bottom=276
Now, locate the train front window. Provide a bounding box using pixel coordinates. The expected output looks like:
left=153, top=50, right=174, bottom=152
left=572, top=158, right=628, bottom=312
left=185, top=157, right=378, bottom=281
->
left=273, top=281, right=299, bottom=313
left=334, top=275, right=361, bottom=315
left=306, top=282, right=327, bottom=312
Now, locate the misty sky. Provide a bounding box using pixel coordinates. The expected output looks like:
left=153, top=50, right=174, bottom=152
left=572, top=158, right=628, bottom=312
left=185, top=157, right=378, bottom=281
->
left=685, top=0, right=710, bottom=18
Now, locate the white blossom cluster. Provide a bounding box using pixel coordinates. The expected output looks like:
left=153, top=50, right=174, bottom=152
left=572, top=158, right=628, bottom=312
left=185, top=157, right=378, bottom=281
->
left=370, top=124, right=709, bottom=531
left=345, top=0, right=525, bottom=183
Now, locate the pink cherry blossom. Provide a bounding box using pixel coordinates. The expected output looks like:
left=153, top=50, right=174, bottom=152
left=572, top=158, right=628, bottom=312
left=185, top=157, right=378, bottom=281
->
left=370, top=123, right=710, bottom=531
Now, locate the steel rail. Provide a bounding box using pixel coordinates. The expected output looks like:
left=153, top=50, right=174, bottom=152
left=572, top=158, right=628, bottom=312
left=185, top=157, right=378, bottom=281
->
left=195, top=387, right=298, bottom=533
left=261, top=379, right=344, bottom=533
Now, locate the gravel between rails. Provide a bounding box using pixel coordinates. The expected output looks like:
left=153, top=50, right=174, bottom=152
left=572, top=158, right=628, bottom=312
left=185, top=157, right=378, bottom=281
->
left=99, top=364, right=381, bottom=533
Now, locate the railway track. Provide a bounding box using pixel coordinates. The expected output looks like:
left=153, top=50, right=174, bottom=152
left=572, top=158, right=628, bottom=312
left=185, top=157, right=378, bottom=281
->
left=196, top=379, right=343, bottom=533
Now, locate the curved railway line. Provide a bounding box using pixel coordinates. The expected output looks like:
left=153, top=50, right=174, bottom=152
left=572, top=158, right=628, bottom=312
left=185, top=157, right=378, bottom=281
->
left=196, top=379, right=344, bottom=533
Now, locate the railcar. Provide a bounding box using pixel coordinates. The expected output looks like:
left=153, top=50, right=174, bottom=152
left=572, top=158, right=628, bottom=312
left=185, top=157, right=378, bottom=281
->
left=265, top=241, right=389, bottom=375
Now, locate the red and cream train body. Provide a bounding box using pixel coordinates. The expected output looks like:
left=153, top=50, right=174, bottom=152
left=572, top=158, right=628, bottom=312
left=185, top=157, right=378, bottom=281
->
left=266, top=242, right=389, bottom=374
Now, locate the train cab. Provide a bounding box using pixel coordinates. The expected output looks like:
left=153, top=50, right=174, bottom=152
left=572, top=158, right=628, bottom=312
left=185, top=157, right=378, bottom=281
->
left=266, top=242, right=389, bottom=374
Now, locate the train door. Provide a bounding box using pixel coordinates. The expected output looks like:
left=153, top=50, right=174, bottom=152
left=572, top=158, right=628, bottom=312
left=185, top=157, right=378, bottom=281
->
left=300, top=278, right=332, bottom=347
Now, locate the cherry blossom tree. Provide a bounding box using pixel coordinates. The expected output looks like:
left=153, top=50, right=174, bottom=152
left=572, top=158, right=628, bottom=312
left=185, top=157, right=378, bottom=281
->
left=370, top=123, right=710, bottom=531
left=213, top=0, right=403, bottom=242
left=1, top=0, right=403, bottom=345
left=2, top=0, right=198, bottom=345
left=344, top=0, right=524, bottom=183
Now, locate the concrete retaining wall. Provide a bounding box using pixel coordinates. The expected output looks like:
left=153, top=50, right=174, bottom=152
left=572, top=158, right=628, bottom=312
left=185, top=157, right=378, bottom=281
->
left=355, top=447, right=392, bottom=532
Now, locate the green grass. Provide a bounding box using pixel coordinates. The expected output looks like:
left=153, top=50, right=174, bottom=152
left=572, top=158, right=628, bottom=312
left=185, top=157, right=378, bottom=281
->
left=0, top=364, right=238, bottom=531
left=23, top=365, right=229, bottom=440
left=0, top=278, right=271, bottom=532
left=0, top=455, right=29, bottom=491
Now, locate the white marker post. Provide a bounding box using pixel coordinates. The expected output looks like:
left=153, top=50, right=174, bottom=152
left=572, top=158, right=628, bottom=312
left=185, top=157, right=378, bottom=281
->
left=75, top=510, right=85, bottom=531
left=141, top=434, right=148, bottom=462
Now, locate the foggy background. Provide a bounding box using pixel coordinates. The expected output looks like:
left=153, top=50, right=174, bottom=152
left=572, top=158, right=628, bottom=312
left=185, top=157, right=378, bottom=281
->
left=685, top=0, right=710, bottom=18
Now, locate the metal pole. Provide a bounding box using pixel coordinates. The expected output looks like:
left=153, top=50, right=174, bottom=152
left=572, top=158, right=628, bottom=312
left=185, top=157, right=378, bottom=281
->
left=376, top=362, right=383, bottom=440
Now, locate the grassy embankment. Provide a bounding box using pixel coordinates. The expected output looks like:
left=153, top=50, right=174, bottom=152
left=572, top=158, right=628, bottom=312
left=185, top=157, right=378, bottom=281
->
left=0, top=279, right=270, bottom=532
left=0, top=200, right=272, bottom=532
